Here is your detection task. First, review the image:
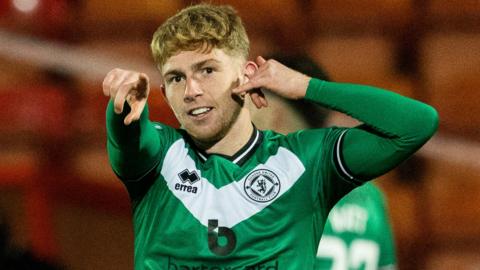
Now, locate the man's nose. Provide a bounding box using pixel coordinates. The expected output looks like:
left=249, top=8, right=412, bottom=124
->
left=184, top=77, right=203, bottom=102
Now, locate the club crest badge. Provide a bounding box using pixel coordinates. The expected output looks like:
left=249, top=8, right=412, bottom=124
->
left=244, top=169, right=281, bottom=202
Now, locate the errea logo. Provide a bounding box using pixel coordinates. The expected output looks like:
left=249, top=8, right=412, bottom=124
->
left=175, top=169, right=200, bottom=194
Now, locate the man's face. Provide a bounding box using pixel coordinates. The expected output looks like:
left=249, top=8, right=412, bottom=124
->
left=161, top=48, right=246, bottom=144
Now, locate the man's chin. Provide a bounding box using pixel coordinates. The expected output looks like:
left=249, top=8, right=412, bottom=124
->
left=188, top=128, right=223, bottom=148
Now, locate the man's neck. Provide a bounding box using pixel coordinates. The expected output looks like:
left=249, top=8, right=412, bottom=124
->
left=204, top=109, right=254, bottom=157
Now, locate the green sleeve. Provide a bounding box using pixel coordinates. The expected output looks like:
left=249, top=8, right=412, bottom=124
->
left=106, top=100, right=161, bottom=181
left=305, top=78, right=438, bottom=181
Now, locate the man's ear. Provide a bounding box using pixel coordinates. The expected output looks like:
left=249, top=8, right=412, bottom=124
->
left=243, top=61, right=258, bottom=82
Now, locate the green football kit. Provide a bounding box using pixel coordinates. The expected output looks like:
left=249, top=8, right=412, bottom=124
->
left=315, top=182, right=396, bottom=270
left=106, top=78, right=438, bottom=269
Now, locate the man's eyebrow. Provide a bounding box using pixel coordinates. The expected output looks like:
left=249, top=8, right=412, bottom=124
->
left=163, top=59, right=221, bottom=77
left=163, top=69, right=183, bottom=78
left=192, top=58, right=221, bottom=70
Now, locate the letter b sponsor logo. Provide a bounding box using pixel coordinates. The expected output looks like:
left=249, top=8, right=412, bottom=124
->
left=208, top=219, right=236, bottom=256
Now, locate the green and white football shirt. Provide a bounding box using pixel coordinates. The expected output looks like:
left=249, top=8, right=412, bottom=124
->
left=315, top=182, right=396, bottom=270
left=113, top=120, right=356, bottom=269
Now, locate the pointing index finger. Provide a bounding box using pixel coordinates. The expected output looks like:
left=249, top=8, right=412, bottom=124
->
left=113, top=81, right=137, bottom=114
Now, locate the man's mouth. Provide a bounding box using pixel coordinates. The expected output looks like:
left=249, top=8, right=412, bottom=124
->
left=188, top=107, right=213, bottom=117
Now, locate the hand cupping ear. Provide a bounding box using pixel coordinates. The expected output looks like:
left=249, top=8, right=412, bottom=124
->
left=233, top=56, right=310, bottom=102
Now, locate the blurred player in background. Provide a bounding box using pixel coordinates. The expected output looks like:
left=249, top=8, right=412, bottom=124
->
left=316, top=183, right=396, bottom=270
left=250, top=54, right=396, bottom=270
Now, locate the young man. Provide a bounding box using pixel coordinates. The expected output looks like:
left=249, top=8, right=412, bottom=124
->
left=250, top=54, right=397, bottom=270
left=102, top=4, right=438, bottom=269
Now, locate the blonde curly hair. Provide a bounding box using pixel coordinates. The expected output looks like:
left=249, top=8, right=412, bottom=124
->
left=151, top=4, right=250, bottom=70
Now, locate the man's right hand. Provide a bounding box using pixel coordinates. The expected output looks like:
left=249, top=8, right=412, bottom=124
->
left=102, top=68, right=150, bottom=125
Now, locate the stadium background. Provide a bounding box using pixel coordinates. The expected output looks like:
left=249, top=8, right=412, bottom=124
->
left=0, top=0, right=479, bottom=269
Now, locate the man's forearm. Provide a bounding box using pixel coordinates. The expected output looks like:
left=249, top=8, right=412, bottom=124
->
left=106, top=101, right=161, bottom=180
left=305, top=78, right=438, bottom=180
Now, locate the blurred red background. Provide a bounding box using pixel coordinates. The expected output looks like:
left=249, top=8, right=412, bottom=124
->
left=1, top=0, right=480, bottom=269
